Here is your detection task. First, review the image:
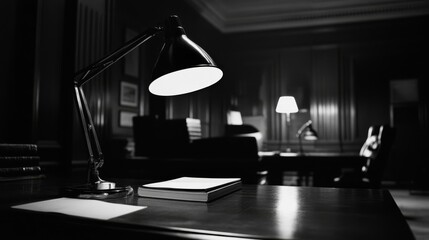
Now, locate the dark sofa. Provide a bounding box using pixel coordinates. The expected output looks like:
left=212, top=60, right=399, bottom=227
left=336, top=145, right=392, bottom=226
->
left=130, top=116, right=261, bottom=183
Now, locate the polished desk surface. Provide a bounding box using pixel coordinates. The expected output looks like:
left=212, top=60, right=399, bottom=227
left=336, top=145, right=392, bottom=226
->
left=0, top=176, right=414, bottom=240
left=259, top=151, right=361, bottom=157
left=259, top=151, right=367, bottom=186
left=259, top=151, right=365, bottom=165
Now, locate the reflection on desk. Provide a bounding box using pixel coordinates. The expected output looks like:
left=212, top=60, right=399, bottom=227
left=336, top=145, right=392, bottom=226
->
left=0, top=176, right=414, bottom=240
left=259, top=151, right=367, bottom=186
left=259, top=150, right=363, bottom=158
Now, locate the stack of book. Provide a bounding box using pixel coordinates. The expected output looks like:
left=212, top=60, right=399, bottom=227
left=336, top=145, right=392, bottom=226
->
left=0, top=143, right=44, bottom=181
left=185, top=118, right=202, bottom=142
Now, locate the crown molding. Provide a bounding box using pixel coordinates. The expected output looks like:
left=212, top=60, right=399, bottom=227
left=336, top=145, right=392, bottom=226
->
left=186, top=0, right=429, bottom=33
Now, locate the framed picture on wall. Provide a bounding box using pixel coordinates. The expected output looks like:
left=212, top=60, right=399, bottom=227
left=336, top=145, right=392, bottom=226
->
left=120, top=81, right=138, bottom=107
left=119, top=111, right=137, bottom=128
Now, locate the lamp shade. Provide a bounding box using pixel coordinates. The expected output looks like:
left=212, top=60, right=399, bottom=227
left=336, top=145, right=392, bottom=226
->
left=275, top=96, right=299, bottom=114
left=150, top=16, right=223, bottom=96
left=227, top=110, right=243, bottom=125
left=302, top=125, right=318, bottom=141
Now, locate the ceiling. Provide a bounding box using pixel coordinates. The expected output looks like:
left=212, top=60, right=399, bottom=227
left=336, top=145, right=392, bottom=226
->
left=186, top=0, right=429, bottom=33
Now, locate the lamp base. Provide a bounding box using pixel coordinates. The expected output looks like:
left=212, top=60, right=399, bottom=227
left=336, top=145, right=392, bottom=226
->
left=63, top=181, right=134, bottom=199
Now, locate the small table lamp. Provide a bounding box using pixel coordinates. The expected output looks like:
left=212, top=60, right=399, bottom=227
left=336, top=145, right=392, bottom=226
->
left=65, top=15, right=223, bottom=199
left=275, top=96, right=299, bottom=122
left=296, top=120, right=318, bottom=154
left=275, top=96, right=299, bottom=151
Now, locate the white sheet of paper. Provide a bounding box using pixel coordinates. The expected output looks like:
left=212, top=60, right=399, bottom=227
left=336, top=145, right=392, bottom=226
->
left=12, top=197, right=146, bottom=220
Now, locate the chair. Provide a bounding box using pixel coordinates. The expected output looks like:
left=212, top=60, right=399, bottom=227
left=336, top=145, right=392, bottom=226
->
left=132, top=116, right=261, bottom=183
left=225, top=109, right=263, bottom=151
left=133, top=116, right=201, bottom=158
left=333, top=124, right=395, bottom=188
left=191, top=136, right=261, bottom=183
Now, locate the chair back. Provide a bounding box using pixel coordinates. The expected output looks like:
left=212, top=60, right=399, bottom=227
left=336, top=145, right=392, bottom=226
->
left=360, top=125, right=396, bottom=187
left=133, top=116, right=201, bottom=157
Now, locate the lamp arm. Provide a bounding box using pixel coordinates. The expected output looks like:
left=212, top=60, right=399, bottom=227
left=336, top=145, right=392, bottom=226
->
left=296, top=120, right=313, bottom=138
left=297, top=120, right=312, bottom=154
left=72, top=26, right=163, bottom=185
left=74, top=85, right=103, bottom=184
left=75, top=26, right=163, bottom=87
left=298, top=133, right=303, bottom=154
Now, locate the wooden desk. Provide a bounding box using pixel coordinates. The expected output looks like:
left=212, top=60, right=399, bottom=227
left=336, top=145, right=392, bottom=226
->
left=0, top=176, right=414, bottom=240
left=259, top=151, right=366, bottom=186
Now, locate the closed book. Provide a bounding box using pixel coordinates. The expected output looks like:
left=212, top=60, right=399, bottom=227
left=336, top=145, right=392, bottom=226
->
left=0, top=144, right=38, bottom=156
left=0, top=166, right=42, bottom=177
left=0, top=174, right=45, bottom=181
left=138, top=177, right=242, bottom=202
left=0, top=156, right=40, bottom=168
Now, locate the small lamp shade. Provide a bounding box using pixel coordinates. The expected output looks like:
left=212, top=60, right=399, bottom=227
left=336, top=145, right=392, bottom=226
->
left=297, top=120, right=318, bottom=140
left=227, top=110, right=243, bottom=125
left=150, top=16, right=223, bottom=96
left=275, top=96, right=299, bottom=114
left=302, top=125, right=318, bottom=141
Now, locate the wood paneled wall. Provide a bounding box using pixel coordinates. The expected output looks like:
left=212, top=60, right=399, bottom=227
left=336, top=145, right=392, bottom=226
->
left=1, top=0, right=38, bottom=144
left=223, top=16, right=429, bottom=155
left=259, top=47, right=347, bottom=152
left=67, top=0, right=115, bottom=163
left=224, top=46, right=348, bottom=152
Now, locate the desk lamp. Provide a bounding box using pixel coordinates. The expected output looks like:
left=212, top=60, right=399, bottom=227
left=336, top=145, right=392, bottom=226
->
left=65, top=15, right=223, bottom=199
left=296, top=120, right=318, bottom=154
left=275, top=96, right=298, bottom=151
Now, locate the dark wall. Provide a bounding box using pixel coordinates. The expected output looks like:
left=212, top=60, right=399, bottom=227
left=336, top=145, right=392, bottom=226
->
left=222, top=16, right=428, bottom=143
left=1, top=0, right=74, bottom=173
left=220, top=16, right=429, bottom=183
left=0, top=0, right=38, bottom=143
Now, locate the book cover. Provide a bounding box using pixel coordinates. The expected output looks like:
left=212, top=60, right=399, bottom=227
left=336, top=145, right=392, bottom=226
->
left=138, top=177, right=242, bottom=202
left=0, top=174, right=45, bottom=182
left=0, top=156, right=40, bottom=168
left=0, top=144, right=38, bottom=156
left=0, top=166, right=42, bottom=177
